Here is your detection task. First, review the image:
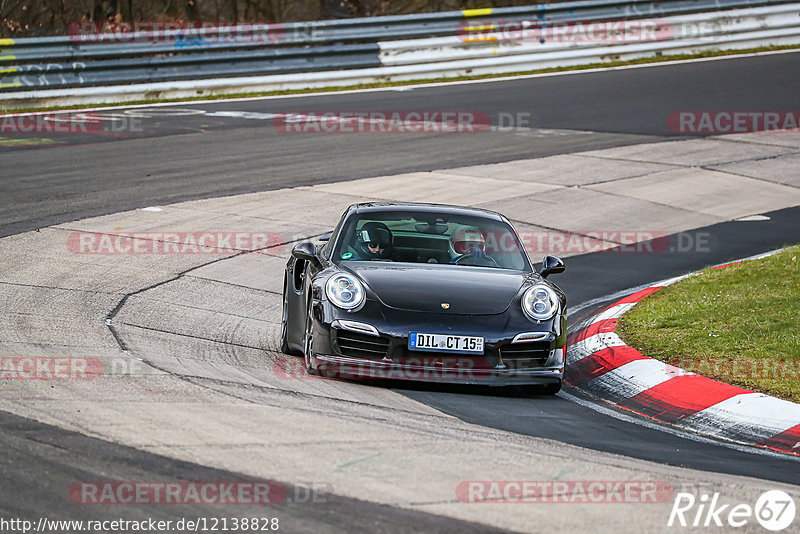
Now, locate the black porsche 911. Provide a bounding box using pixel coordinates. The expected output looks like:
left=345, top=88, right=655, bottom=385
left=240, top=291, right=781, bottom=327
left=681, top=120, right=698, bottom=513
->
left=279, top=202, right=567, bottom=394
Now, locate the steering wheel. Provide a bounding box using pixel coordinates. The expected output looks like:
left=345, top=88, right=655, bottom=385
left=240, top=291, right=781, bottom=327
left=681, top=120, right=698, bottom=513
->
left=453, top=253, right=499, bottom=267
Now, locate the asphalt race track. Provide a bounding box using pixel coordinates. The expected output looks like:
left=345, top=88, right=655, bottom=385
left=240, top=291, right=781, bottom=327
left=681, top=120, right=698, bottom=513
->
left=2, top=51, right=800, bottom=530
left=0, top=411, right=508, bottom=534
left=3, top=51, right=800, bottom=237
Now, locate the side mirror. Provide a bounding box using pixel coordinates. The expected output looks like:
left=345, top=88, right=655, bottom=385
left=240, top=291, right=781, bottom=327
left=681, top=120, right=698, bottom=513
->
left=539, top=255, right=565, bottom=278
left=318, top=231, right=333, bottom=242
left=292, top=241, right=321, bottom=268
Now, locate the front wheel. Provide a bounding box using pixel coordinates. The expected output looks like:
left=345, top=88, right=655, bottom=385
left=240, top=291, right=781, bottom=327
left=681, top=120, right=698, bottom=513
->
left=303, top=299, right=319, bottom=375
left=279, top=275, right=293, bottom=354
left=521, top=381, right=562, bottom=396
left=540, top=381, right=562, bottom=395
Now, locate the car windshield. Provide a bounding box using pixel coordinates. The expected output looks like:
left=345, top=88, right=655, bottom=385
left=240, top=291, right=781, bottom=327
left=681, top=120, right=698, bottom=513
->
left=333, top=210, right=531, bottom=271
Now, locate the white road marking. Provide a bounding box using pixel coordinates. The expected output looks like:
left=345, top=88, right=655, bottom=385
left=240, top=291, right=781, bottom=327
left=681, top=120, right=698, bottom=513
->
left=205, top=111, right=278, bottom=120
left=735, top=214, right=771, bottom=221
left=582, top=359, right=693, bottom=400
left=677, top=393, right=800, bottom=441
left=567, top=332, right=627, bottom=363
left=588, top=302, right=637, bottom=323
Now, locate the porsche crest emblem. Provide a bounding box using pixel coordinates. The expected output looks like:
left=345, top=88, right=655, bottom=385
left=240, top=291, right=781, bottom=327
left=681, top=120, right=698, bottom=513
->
left=441, top=303, right=450, bottom=309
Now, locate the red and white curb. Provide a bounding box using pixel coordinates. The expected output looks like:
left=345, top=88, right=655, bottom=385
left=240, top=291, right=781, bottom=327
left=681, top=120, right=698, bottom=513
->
left=565, top=253, right=800, bottom=456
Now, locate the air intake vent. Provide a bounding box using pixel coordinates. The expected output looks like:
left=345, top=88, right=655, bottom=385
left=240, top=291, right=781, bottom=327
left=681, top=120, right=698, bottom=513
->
left=499, top=344, right=550, bottom=369
left=335, top=330, right=390, bottom=359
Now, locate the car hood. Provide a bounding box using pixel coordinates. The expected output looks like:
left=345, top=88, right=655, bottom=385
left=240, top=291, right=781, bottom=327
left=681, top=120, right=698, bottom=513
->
left=340, top=262, right=533, bottom=315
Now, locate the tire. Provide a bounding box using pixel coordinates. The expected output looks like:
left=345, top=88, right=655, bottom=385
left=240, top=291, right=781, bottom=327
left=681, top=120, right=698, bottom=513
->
left=540, top=381, right=562, bottom=395
left=279, top=275, right=294, bottom=355
left=521, top=381, right=562, bottom=396
left=303, top=299, right=320, bottom=376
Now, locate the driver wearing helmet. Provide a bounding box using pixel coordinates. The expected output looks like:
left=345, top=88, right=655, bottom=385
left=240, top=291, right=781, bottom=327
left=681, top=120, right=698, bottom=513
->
left=345, top=221, right=394, bottom=260
left=449, top=226, right=486, bottom=263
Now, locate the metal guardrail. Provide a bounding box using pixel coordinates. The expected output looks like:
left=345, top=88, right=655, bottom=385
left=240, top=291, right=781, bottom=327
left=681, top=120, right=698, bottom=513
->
left=0, top=0, right=798, bottom=94
left=2, top=44, right=382, bottom=88
left=380, top=5, right=800, bottom=65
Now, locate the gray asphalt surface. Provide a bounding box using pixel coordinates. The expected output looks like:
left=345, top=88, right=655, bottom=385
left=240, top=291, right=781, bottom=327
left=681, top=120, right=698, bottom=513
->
left=3, top=51, right=800, bottom=237
left=2, top=51, right=800, bottom=527
left=0, top=410, right=513, bottom=533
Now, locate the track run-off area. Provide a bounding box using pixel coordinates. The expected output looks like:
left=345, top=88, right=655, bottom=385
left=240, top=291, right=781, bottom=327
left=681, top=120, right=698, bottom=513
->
left=2, top=51, right=800, bottom=532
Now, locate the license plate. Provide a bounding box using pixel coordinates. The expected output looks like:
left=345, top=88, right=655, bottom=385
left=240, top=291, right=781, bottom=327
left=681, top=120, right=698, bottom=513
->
left=408, top=332, right=484, bottom=354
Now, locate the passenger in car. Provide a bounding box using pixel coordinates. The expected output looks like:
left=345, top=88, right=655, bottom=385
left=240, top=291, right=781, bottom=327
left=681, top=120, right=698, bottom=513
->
left=342, top=221, right=395, bottom=260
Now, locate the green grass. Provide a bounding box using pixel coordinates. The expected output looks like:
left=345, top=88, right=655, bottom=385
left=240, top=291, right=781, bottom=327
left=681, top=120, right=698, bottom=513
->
left=617, top=245, right=800, bottom=403
left=2, top=44, right=799, bottom=113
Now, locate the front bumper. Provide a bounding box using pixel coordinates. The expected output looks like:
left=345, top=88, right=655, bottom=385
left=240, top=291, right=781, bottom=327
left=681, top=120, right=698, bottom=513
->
left=311, top=353, right=564, bottom=386
left=308, top=300, right=566, bottom=386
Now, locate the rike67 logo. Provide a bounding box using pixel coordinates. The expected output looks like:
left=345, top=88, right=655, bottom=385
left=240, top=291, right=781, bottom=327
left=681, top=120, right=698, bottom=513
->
left=668, top=490, right=796, bottom=531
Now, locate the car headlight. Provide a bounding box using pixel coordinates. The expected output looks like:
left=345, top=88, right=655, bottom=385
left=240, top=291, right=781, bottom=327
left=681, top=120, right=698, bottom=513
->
left=326, top=274, right=365, bottom=310
left=522, top=284, right=559, bottom=321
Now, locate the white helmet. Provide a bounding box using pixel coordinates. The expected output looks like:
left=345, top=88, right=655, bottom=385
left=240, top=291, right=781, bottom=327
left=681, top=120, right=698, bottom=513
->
left=449, top=226, right=486, bottom=257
